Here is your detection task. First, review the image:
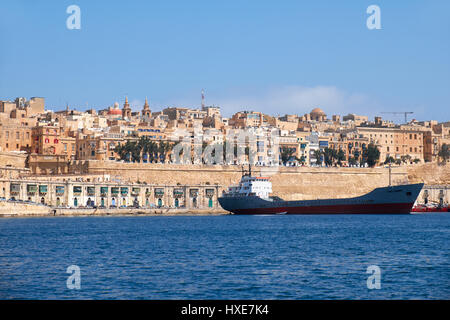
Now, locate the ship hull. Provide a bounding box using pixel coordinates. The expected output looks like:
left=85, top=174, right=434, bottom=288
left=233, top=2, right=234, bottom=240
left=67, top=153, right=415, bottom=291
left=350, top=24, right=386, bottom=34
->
left=218, top=183, right=424, bottom=215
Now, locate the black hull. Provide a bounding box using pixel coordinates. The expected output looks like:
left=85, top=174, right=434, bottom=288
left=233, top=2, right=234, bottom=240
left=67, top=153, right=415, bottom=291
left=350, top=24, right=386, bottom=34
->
left=218, top=183, right=424, bottom=215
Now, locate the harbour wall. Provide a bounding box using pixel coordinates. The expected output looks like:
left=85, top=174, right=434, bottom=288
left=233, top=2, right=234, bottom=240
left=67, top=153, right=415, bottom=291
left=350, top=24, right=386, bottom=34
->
left=72, top=160, right=416, bottom=200
left=0, top=201, right=51, bottom=216
left=0, top=201, right=227, bottom=217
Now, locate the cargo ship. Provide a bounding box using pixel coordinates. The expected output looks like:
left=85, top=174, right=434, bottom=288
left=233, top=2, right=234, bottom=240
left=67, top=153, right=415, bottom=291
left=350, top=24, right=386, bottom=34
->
left=218, top=168, right=424, bottom=215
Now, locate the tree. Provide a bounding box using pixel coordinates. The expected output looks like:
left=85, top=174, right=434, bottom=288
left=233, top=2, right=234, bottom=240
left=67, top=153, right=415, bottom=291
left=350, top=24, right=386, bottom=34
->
left=313, top=149, right=322, bottom=166
left=323, top=147, right=337, bottom=166
left=115, top=140, right=139, bottom=162
left=158, top=141, right=173, bottom=163
left=363, top=143, right=380, bottom=167
left=336, top=149, right=346, bottom=166
left=280, top=147, right=296, bottom=165
left=438, top=143, right=450, bottom=164
left=115, top=138, right=173, bottom=163
left=348, top=156, right=358, bottom=167
left=296, top=155, right=306, bottom=166
left=384, top=156, right=395, bottom=164
left=353, top=149, right=360, bottom=160
left=401, top=155, right=412, bottom=164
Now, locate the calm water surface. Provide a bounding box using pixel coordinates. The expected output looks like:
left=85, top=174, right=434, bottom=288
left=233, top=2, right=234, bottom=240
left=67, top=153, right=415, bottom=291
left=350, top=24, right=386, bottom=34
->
left=0, top=214, right=449, bottom=299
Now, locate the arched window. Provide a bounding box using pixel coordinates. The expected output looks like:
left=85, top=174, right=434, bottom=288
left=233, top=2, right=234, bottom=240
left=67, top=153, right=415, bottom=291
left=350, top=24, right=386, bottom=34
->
left=54, top=139, right=59, bottom=144
left=45, top=138, right=49, bottom=143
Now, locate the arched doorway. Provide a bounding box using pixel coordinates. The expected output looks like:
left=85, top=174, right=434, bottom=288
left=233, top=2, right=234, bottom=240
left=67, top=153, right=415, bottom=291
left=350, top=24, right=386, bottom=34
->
left=193, top=197, right=197, bottom=208
left=146, top=198, right=149, bottom=207
left=56, top=197, right=60, bottom=206
left=175, top=198, right=179, bottom=208
left=87, top=197, right=92, bottom=207
left=157, top=198, right=162, bottom=207
left=208, top=198, right=213, bottom=208
left=111, top=198, right=116, bottom=207
left=41, top=197, right=45, bottom=205
left=101, top=198, right=105, bottom=207
left=74, top=197, right=78, bottom=207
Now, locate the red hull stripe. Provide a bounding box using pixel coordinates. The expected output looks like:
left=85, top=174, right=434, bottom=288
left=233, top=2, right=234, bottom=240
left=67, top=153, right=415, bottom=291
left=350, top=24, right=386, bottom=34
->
left=232, top=202, right=415, bottom=215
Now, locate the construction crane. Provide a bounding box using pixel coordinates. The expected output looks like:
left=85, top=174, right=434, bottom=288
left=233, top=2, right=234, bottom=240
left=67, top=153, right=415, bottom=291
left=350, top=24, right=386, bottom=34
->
left=380, top=111, right=414, bottom=124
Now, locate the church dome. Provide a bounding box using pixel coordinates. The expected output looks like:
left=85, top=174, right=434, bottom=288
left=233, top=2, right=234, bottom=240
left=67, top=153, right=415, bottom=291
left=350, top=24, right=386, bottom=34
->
left=310, top=107, right=325, bottom=115
left=108, top=103, right=122, bottom=115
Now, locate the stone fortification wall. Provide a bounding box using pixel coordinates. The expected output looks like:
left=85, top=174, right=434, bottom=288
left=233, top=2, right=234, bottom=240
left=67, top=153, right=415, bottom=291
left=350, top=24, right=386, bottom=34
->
left=0, top=201, right=51, bottom=216
left=79, top=161, right=417, bottom=200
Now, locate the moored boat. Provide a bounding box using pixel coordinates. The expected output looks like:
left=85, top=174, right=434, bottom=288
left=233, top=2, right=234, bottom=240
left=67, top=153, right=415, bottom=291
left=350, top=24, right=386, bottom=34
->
left=411, top=204, right=450, bottom=213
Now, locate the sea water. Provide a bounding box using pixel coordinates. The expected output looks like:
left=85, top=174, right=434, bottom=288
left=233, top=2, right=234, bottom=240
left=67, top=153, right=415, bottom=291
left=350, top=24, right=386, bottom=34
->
left=0, top=214, right=448, bottom=299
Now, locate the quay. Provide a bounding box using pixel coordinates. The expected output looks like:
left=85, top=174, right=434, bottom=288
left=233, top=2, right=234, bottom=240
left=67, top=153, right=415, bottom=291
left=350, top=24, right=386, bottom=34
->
left=0, top=175, right=227, bottom=216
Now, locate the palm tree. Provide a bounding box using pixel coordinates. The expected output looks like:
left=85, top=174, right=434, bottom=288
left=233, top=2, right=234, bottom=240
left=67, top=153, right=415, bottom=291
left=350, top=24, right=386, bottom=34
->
left=323, top=147, right=337, bottom=166
left=363, top=143, right=380, bottom=167
left=157, top=141, right=173, bottom=163
left=280, top=147, right=296, bottom=165
left=313, top=149, right=322, bottom=166
left=336, top=149, right=346, bottom=166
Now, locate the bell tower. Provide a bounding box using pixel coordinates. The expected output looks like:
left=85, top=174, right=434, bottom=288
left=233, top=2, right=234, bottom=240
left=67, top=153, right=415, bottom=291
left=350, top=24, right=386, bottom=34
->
left=122, top=96, right=132, bottom=119
left=142, top=97, right=151, bottom=118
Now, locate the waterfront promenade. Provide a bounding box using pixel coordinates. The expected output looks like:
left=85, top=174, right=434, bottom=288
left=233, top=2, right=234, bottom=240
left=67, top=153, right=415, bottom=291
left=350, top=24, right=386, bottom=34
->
left=0, top=200, right=227, bottom=217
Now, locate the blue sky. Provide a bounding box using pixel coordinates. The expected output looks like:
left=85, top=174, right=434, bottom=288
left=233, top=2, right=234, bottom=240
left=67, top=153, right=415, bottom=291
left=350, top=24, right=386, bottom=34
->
left=0, top=0, right=449, bottom=122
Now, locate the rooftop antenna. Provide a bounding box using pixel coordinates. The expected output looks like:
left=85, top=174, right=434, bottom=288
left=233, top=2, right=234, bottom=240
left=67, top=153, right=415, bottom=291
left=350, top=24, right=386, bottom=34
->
left=201, top=89, right=205, bottom=110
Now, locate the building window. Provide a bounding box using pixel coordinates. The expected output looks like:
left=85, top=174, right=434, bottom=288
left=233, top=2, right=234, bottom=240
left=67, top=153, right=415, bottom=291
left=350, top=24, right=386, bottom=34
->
left=54, top=139, right=59, bottom=144
left=45, top=138, right=49, bottom=143
left=16, top=132, right=20, bottom=139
